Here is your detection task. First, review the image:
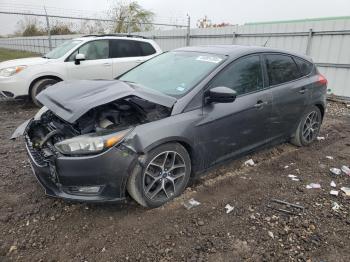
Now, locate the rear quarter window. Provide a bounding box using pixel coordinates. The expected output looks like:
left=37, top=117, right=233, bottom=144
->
left=139, top=42, right=156, bottom=56
left=293, top=56, right=314, bottom=76
left=265, top=54, right=301, bottom=86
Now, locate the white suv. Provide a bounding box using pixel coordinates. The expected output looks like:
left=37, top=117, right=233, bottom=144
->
left=0, top=35, right=162, bottom=105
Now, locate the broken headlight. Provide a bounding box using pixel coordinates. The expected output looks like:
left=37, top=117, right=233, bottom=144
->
left=54, top=129, right=131, bottom=155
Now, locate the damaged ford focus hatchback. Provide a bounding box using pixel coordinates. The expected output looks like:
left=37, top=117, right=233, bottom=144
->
left=13, top=45, right=327, bottom=207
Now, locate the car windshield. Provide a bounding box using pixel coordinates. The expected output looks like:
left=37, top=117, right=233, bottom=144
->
left=44, top=40, right=82, bottom=59
left=119, top=51, right=226, bottom=97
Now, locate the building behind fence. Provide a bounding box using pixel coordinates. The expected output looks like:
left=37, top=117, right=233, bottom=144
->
left=0, top=15, right=350, bottom=98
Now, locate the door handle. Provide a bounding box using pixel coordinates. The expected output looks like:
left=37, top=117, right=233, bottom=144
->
left=136, top=60, right=144, bottom=63
left=254, top=100, right=266, bottom=109
left=299, top=87, right=306, bottom=94
left=103, top=63, right=112, bottom=67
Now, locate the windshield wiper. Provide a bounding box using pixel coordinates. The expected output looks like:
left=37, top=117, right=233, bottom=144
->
left=42, top=55, right=50, bottom=59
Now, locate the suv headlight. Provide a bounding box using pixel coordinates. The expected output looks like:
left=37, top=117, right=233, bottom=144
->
left=54, top=129, right=131, bottom=155
left=0, top=65, right=27, bottom=77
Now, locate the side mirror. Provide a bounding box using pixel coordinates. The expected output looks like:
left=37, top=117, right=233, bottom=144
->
left=206, top=86, right=237, bottom=104
left=75, top=53, right=85, bottom=65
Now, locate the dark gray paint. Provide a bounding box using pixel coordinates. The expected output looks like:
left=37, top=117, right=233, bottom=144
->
left=37, top=80, right=177, bottom=123
left=18, top=45, right=327, bottom=202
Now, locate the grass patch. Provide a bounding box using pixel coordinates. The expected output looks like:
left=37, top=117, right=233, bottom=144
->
left=0, top=48, right=39, bottom=61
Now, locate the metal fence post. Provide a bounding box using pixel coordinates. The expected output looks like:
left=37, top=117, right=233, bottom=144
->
left=306, top=28, right=313, bottom=55
left=186, top=15, right=191, bottom=46
left=232, top=32, right=236, bottom=44
left=44, top=7, right=52, bottom=51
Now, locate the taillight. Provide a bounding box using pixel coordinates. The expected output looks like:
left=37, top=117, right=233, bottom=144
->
left=318, top=74, right=328, bottom=85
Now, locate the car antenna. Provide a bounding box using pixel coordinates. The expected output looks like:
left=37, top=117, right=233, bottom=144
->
left=263, top=37, right=270, bottom=47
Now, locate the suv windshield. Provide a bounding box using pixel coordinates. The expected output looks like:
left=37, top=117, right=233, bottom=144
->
left=119, top=51, right=226, bottom=97
left=44, top=40, right=82, bottom=59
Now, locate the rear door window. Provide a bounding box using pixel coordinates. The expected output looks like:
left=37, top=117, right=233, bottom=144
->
left=293, top=57, right=314, bottom=76
left=110, top=39, right=144, bottom=58
left=265, top=54, right=301, bottom=86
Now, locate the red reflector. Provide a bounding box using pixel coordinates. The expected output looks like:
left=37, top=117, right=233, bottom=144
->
left=318, top=74, right=328, bottom=85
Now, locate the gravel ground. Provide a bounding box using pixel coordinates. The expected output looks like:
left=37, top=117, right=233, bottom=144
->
left=0, top=100, right=349, bottom=262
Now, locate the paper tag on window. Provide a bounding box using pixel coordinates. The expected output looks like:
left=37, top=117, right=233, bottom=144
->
left=196, top=56, right=222, bottom=64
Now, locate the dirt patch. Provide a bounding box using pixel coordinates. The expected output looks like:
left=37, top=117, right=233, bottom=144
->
left=0, top=100, right=349, bottom=262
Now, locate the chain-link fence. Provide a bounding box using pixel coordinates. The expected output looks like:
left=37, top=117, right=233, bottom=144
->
left=0, top=6, right=190, bottom=54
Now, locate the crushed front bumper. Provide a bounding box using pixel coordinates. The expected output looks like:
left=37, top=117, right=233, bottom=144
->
left=24, top=131, right=138, bottom=203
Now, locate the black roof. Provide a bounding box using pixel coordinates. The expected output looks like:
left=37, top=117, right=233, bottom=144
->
left=175, top=45, right=312, bottom=61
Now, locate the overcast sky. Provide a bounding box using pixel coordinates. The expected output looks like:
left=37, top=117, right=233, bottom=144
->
left=1, top=0, right=350, bottom=34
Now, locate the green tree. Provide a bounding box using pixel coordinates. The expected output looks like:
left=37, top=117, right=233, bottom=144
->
left=109, top=0, right=155, bottom=33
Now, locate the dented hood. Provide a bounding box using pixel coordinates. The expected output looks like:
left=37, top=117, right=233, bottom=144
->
left=37, top=80, right=177, bottom=123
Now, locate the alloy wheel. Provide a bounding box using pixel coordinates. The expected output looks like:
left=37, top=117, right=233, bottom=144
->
left=302, top=111, right=320, bottom=143
left=143, top=151, right=186, bottom=202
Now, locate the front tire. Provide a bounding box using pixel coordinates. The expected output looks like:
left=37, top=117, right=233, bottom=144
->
left=127, top=143, right=191, bottom=208
left=30, top=78, right=59, bottom=107
left=291, top=106, right=322, bottom=146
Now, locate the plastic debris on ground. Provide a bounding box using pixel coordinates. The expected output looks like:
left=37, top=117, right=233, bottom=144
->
left=332, top=202, right=340, bottom=211
left=330, top=181, right=336, bottom=188
left=317, top=136, right=325, bottom=141
left=330, top=190, right=339, bottom=196
left=244, top=159, right=255, bottom=167
left=287, top=174, right=300, bottom=181
left=306, top=183, right=321, bottom=189
left=330, top=168, right=342, bottom=176
left=224, top=204, right=234, bottom=214
left=326, top=156, right=334, bottom=160
left=340, top=187, right=350, bottom=196
left=267, top=199, right=304, bottom=215
left=341, top=165, right=350, bottom=176
left=183, top=198, right=201, bottom=210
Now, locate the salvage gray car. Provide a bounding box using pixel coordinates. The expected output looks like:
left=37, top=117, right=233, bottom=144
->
left=12, top=45, right=327, bottom=207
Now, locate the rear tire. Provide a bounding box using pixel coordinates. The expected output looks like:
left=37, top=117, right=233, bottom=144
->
left=291, top=106, right=322, bottom=146
left=127, top=143, right=191, bottom=208
left=30, top=78, right=59, bottom=107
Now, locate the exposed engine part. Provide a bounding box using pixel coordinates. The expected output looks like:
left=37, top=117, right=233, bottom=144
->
left=27, top=96, right=171, bottom=151
left=39, top=130, right=62, bottom=148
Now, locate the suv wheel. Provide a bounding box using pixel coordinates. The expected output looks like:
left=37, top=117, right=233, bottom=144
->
left=127, top=143, right=191, bottom=208
left=291, top=106, right=322, bottom=146
left=31, top=78, right=59, bottom=107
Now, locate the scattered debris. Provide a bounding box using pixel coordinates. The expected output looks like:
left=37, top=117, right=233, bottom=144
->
left=341, top=165, right=350, bottom=176
left=183, top=198, right=201, bottom=210
left=224, top=204, right=235, bottom=214
left=8, top=245, right=17, bottom=254
left=332, top=202, right=340, bottom=211
left=287, top=174, right=300, bottom=181
left=267, top=199, right=305, bottom=215
left=317, top=136, right=325, bottom=141
left=330, top=168, right=342, bottom=176
left=330, top=190, right=339, bottom=196
left=268, top=231, right=274, bottom=239
left=244, top=159, right=255, bottom=167
left=306, top=183, right=321, bottom=189
left=326, top=156, right=334, bottom=160
left=330, top=181, right=336, bottom=188
left=284, top=165, right=289, bottom=169
left=340, top=187, right=350, bottom=196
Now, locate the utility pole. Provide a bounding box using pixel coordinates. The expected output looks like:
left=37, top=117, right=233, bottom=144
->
left=44, top=6, right=52, bottom=51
